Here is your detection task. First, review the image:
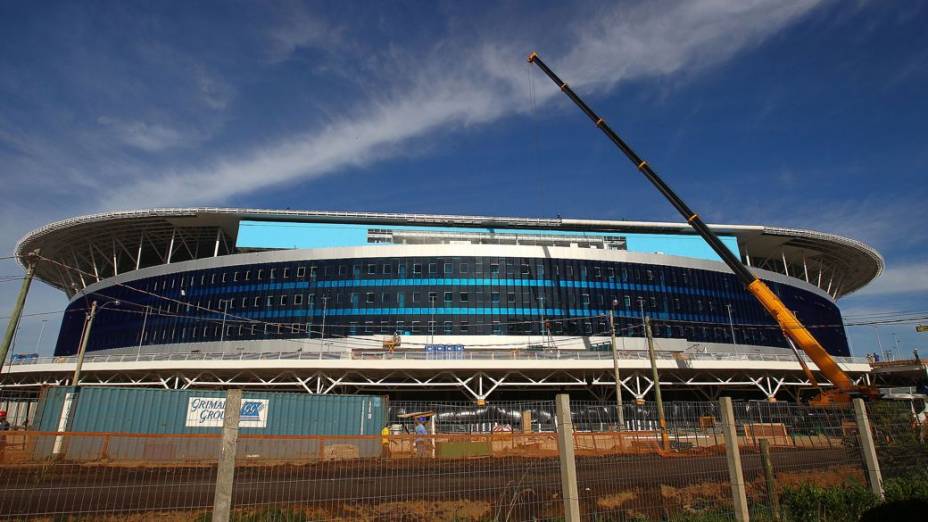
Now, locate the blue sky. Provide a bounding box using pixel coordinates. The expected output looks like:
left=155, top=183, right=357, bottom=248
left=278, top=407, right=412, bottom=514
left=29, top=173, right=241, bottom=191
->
left=1, top=0, right=926, bottom=357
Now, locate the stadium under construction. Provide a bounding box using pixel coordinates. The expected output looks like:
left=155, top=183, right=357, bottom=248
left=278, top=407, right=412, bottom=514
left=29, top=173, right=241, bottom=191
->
left=0, top=207, right=884, bottom=402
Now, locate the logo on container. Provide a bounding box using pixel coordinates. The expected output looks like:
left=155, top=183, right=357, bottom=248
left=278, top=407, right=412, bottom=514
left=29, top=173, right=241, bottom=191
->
left=186, top=397, right=269, bottom=428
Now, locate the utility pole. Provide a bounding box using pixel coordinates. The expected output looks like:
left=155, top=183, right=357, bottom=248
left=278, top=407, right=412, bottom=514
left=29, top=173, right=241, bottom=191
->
left=72, top=301, right=98, bottom=387
left=725, top=304, right=737, bottom=345
left=0, top=251, right=39, bottom=367
left=609, top=301, right=625, bottom=429
left=645, top=316, right=670, bottom=451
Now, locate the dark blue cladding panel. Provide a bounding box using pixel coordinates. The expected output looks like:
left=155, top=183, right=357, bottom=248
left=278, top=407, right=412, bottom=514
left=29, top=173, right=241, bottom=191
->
left=55, top=256, right=850, bottom=357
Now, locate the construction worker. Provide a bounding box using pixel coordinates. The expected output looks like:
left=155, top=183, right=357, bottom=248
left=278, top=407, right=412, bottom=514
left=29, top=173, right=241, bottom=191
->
left=380, top=424, right=391, bottom=458
left=414, top=417, right=429, bottom=457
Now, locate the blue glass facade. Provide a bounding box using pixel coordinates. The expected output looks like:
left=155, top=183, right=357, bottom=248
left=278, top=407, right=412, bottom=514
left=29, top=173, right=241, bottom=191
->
left=54, top=255, right=850, bottom=356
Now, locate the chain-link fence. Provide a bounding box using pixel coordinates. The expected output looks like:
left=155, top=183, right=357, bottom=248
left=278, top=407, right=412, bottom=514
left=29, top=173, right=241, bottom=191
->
left=0, top=397, right=925, bottom=521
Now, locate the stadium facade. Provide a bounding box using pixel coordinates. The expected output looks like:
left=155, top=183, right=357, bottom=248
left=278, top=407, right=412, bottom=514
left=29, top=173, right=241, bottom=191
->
left=6, top=208, right=883, bottom=400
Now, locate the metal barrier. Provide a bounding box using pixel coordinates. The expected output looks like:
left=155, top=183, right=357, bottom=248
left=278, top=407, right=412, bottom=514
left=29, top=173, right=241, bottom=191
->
left=0, top=398, right=921, bottom=521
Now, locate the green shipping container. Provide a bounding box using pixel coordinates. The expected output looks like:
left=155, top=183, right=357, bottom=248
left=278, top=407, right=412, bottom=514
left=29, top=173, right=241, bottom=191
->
left=33, top=386, right=385, bottom=436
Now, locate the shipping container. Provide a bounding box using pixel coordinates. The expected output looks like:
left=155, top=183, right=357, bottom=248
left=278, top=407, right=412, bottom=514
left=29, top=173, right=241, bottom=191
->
left=30, top=387, right=386, bottom=461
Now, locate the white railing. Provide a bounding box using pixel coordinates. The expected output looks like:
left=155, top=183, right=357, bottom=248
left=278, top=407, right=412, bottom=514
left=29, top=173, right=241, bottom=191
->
left=6, top=350, right=869, bottom=366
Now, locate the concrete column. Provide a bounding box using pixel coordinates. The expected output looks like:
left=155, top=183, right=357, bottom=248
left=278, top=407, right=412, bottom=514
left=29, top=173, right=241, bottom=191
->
left=759, top=439, right=781, bottom=522
left=720, top=397, right=750, bottom=522
left=212, top=389, right=242, bottom=522
left=521, top=410, right=532, bottom=433
left=555, top=394, right=581, bottom=522
left=853, top=398, right=884, bottom=499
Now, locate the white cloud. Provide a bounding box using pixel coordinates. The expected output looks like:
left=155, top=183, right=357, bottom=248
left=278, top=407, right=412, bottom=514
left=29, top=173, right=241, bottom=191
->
left=853, top=261, right=928, bottom=297
left=103, top=0, right=825, bottom=208
left=97, top=116, right=198, bottom=152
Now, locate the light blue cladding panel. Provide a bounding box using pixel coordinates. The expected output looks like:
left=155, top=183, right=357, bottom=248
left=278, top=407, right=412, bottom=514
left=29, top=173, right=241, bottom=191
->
left=236, top=220, right=740, bottom=262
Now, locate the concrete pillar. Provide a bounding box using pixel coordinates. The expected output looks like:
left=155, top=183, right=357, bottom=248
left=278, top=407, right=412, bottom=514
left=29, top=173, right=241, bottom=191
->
left=212, top=389, right=242, bottom=522
left=760, top=439, right=781, bottom=522
left=522, top=410, right=532, bottom=433
left=720, top=397, right=750, bottom=522
left=0, top=253, right=37, bottom=367
left=853, top=398, right=884, bottom=499
left=555, top=394, right=581, bottom=522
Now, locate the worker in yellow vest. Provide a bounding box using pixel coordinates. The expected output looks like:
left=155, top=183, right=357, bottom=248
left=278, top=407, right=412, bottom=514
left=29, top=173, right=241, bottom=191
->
left=381, top=424, right=391, bottom=458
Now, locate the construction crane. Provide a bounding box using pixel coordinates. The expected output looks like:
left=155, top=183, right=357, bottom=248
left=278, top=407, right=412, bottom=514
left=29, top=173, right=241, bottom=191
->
left=527, top=52, right=878, bottom=405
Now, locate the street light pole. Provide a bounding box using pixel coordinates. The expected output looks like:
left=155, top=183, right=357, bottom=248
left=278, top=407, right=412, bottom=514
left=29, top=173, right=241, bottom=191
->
left=320, top=296, right=329, bottom=348
left=609, top=301, right=625, bottom=429
left=726, top=304, right=737, bottom=345
left=219, top=299, right=230, bottom=343
left=137, top=306, right=150, bottom=358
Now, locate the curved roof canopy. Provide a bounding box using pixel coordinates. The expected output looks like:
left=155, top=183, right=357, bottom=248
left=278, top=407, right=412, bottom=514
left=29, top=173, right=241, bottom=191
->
left=16, top=208, right=883, bottom=299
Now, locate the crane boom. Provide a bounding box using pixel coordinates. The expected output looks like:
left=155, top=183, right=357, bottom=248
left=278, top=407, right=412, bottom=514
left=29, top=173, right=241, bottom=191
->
left=528, top=52, right=875, bottom=404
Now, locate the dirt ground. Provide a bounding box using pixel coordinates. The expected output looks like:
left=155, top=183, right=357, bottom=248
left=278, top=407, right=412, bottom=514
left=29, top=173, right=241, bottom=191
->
left=0, top=447, right=863, bottom=521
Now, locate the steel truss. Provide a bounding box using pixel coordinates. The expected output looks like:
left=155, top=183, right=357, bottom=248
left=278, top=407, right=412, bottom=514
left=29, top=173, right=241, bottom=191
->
left=0, top=366, right=872, bottom=402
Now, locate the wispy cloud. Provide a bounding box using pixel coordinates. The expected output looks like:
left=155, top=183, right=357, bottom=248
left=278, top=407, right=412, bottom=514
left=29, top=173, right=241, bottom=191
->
left=101, top=0, right=825, bottom=208
left=96, top=116, right=201, bottom=152
left=853, top=261, right=928, bottom=297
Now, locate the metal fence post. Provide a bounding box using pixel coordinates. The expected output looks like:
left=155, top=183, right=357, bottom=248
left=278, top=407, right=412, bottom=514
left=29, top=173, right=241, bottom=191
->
left=555, top=394, right=581, bottom=522
left=720, top=397, right=750, bottom=522
left=853, top=398, right=884, bottom=499
left=212, top=389, right=242, bottom=522
left=759, top=439, right=780, bottom=522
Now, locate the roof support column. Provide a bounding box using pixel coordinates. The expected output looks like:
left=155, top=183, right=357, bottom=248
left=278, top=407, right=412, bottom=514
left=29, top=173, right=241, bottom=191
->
left=781, top=251, right=790, bottom=277
left=136, top=231, right=144, bottom=270
left=167, top=228, right=175, bottom=264
left=88, top=244, right=100, bottom=282
left=802, top=255, right=809, bottom=283
left=112, top=239, right=118, bottom=276
left=213, top=229, right=222, bottom=257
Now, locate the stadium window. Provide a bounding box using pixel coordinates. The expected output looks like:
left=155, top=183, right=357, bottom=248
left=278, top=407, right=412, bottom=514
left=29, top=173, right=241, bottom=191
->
left=411, top=321, right=422, bottom=334
left=491, top=292, right=501, bottom=305
left=444, top=262, right=453, bottom=274
left=428, top=291, right=438, bottom=304
left=566, top=265, right=574, bottom=276
left=307, top=294, right=315, bottom=305
left=412, top=263, right=422, bottom=275
left=621, top=269, right=628, bottom=282
left=460, top=263, right=469, bottom=274
left=674, top=298, right=681, bottom=310
left=364, top=321, right=373, bottom=334
left=460, top=321, right=469, bottom=333
left=646, top=269, right=654, bottom=281
left=211, top=274, right=217, bottom=284
left=267, top=295, right=274, bottom=307
left=241, top=297, right=248, bottom=308
left=608, top=267, right=615, bottom=280
left=253, top=296, right=261, bottom=307
left=428, top=321, right=435, bottom=334
left=380, top=321, right=391, bottom=334
left=443, top=321, right=453, bottom=335
left=697, top=300, right=704, bottom=312
left=381, top=292, right=391, bottom=304
left=280, top=295, right=288, bottom=306
left=443, top=292, right=452, bottom=304
left=460, top=292, right=469, bottom=302
left=368, top=264, right=377, bottom=275
left=536, top=264, right=544, bottom=277
left=351, top=293, right=360, bottom=306
left=296, top=266, right=305, bottom=278
left=221, top=273, right=228, bottom=283
left=200, top=274, right=206, bottom=285
left=489, top=263, right=499, bottom=275
left=623, top=295, right=631, bottom=308
left=233, top=271, right=239, bottom=282
left=581, top=266, right=588, bottom=279
left=583, top=321, right=593, bottom=335
left=682, top=272, right=688, bottom=285
left=397, top=292, right=405, bottom=307
left=507, top=291, right=516, bottom=303
left=428, top=263, right=437, bottom=274
left=244, top=270, right=251, bottom=281
left=311, top=266, right=319, bottom=279
left=269, top=268, right=276, bottom=280
left=492, top=321, right=502, bottom=335
left=582, top=293, right=590, bottom=305
left=383, top=263, right=393, bottom=275
left=366, top=292, right=375, bottom=304
left=397, top=263, right=406, bottom=276
left=282, top=267, right=290, bottom=279
left=257, top=269, right=264, bottom=280
left=294, top=294, right=303, bottom=306
left=411, top=292, right=419, bottom=304
left=594, top=266, right=602, bottom=279
left=396, top=320, right=405, bottom=333
left=649, top=296, right=656, bottom=309
left=520, top=263, right=530, bottom=275
left=180, top=277, right=186, bottom=288
left=338, top=265, right=347, bottom=276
